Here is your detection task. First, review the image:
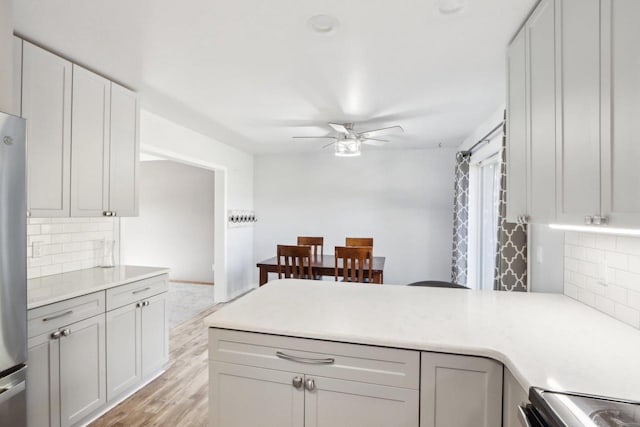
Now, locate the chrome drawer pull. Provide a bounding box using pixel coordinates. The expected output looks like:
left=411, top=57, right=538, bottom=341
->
left=43, top=310, right=73, bottom=322
left=276, top=351, right=335, bottom=365
left=132, top=287, right=151, bottom=295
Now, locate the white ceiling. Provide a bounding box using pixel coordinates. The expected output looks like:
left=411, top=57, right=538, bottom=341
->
left=14, top=0, right=536, bottom=154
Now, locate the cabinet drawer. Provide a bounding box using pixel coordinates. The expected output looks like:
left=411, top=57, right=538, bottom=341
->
left=106, top=275, right=168, bottom=311
left=209, top=328, right=420, bottom=389
left=28, top=291, right=105, bottom=338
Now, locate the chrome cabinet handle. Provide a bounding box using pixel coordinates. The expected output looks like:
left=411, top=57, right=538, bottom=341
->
left=136, top=302, right=142, bottom=308
left=584, top=215, right=593, bottom=225
left=50, top=331, right=62, bottom=339
left=143, top=301, right=150, bottom=307
left=132, top=287, right=151, bottom=295
left=593, top=215, right=608, bottom=225
left=61, top=329, right=70, bottom=337
left=517, top=405, right=533, bottom=427
left=275, top=351, right=335, bottom=365
left=292, top=376, right=303, bottom=389
left=43, top=310, right=73, bottom=322
left=305, top=378, right=316, bottom=391
left=103, top=211, right=112, bottom=217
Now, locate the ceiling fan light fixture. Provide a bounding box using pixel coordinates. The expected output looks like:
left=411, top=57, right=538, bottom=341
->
left=334, top=138, right=361, bottom=157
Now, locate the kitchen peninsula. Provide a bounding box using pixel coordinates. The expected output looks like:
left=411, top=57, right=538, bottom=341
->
left=205, top=279, right=640, bottom=427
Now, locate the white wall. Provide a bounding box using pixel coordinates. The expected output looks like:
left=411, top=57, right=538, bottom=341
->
left=121, top=160, right=215, bottom=283
left=0, top=0, right=14, bottom=113
left=139, top=109, right=254, bottom=301
left=253, top=148, right=457, bottom=285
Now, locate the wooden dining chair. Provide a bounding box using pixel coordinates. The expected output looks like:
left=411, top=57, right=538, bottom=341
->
left=334, top=246, right=375, bottom=284
left=277, top=245, right=313, bottom=280
left=297, top=236, right=324, bottom=257
left=345, top=237, right=374, bottom=248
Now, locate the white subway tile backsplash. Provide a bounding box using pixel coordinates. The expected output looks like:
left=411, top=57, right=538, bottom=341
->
left=565, top=232, right=640, bottom=330
left=26, top=217, right=119, bottom=279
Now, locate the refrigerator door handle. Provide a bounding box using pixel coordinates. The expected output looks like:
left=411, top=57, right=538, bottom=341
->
left=0, top=380, right=25, bottom=405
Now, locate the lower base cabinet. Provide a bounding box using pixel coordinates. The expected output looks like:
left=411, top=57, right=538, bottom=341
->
left=420, top=352, right=503, bottom=427
left=27, top=314, right=106, bottom=427
left=210, top=329, right=515, bottom=427
left=502, top=368, right=528, bottom=427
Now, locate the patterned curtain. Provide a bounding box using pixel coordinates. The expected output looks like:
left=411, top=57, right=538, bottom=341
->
left=451, top=152, right=471, bottom=285
left=494, top=121, right=528, bottom=291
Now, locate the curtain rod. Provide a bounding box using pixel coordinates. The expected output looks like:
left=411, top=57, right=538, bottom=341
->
left=461, top=121, right=505, bottom=156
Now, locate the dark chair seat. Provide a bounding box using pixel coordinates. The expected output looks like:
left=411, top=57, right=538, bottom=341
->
left=407, top=280, right=469, bottom=289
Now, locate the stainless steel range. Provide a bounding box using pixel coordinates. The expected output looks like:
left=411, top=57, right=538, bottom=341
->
left=520, top=387, right=640, bottom=427
left=0, top=111, right=27, bottom=426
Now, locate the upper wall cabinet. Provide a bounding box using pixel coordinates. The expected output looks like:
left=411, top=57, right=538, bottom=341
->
left=17, top=38, right=139, bottom=218
left=12, top=36, right=22, bottom=117
left=507, top=0, right=640, bottom=228
left=506, top=0, right=557, bottom=225
left=21, top=41, right=72, bottom=218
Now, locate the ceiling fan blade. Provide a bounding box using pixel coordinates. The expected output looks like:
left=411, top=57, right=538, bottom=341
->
left=358, top=125, right=404, bottom=138
left=292, top=136, right=337, bottom=139
left=361, top=138, right=389, bottom=146
left=328, top=123, right=350, bottom=135
left=322, top=141, right=337, bottom=149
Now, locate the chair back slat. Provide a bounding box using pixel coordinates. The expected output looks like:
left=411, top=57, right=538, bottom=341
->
left=297, top=236, right=324, bottom=258
left=345, top=237, right=374, bottom=248
left=277, top=245, right=313, bottom=280
left=334, top=246, right=373, bottom=284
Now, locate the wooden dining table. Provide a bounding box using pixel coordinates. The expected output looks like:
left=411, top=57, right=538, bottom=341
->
left=257, top=255, right=386, bottom=286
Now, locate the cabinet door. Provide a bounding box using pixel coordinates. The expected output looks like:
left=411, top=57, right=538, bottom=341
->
left=21, top=41, right=72, bottom=217
left=556, top=0, right=602, bottom=224
left=59, top=314, right=106, bottom=427
left=304, top=375, right=419, bottom=427
left=141, top=292, right=169, bottom=378
left=70, top=65, right=110, bottom=217
left=12, top=37, right=22, bottom=116
left=210, top=361, right=304, bottom=427
left=600, top=0, right=640, bottom=227
left=106, top=303, right=142, bottom=401
left=109, top=83, right=139, bottom=216
left=506, top=28, right=527, bottom=223
left=420, top=352, right=503, bottom=427
left=527, top=0, right=557, bottom=223
left=27, top=332, right=60, bottom=427
left=503, top=368, right=528, bottom=427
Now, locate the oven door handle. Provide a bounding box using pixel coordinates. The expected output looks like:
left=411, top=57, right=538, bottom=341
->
left=0, top=380, right=25, bottom=405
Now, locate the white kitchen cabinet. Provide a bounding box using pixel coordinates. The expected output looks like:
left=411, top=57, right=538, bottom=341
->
left=21, top=41, right=72, bottom=217
left=106, top=279, right=169, bottom=401
left=108, top=83, right=139, bottom=216
left=70, top=65, right=139, bottom=217
left=526, top=0, right=557, bottom=224
left=502, top=368, right=528, bottom=427
left=506, top=27, right=527, bottom=224
left=12, top=36, right=22, bottom=116
left=210, top=361, right=304, bottom=427
left=70, top=65, right=110, bottom=217
left=600, top=0, right=640, bottom=227
left=304, top=375, right=419, bottom=427
left=106, top=302, right=142, bottom=401
left=420, top=352, right=503, bottom=427
left=141, top=292, right=169, bottom=378
left=59, top=314, right=107, bottom=427
left=556, top=0, right=602, bottom=225
left=27, top=332, right=61, bottom=427
left=506, top=0, right=557, bottom=224
left=27, top=314, right=106, bottom=427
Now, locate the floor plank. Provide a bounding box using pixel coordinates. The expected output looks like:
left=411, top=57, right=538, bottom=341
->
left=90, top=304, right=223, bottom=427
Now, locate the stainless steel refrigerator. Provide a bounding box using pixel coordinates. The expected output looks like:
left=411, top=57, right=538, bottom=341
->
left=0, top=111, right=27, bottom=426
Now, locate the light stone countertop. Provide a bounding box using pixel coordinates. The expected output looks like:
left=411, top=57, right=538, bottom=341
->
left=27, top=265, right=170, bottom=309
left=204, top=279, right=640, bottom=402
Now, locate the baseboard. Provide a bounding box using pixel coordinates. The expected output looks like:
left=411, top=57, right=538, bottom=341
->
left=171, top=279, right=214, bottom=286
left=78, top=368, right=167, bottom=427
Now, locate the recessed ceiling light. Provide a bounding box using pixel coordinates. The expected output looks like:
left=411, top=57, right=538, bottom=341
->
left=437, top=0, right=467, bottom=15
left=307, top=14, right=340, bottom=35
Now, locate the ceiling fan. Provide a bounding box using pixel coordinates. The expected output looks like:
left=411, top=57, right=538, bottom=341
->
left=292, top=123, right=404, bottom=157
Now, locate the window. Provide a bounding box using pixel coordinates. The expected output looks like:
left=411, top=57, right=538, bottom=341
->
left=467, top=137, right=502, bottom=290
